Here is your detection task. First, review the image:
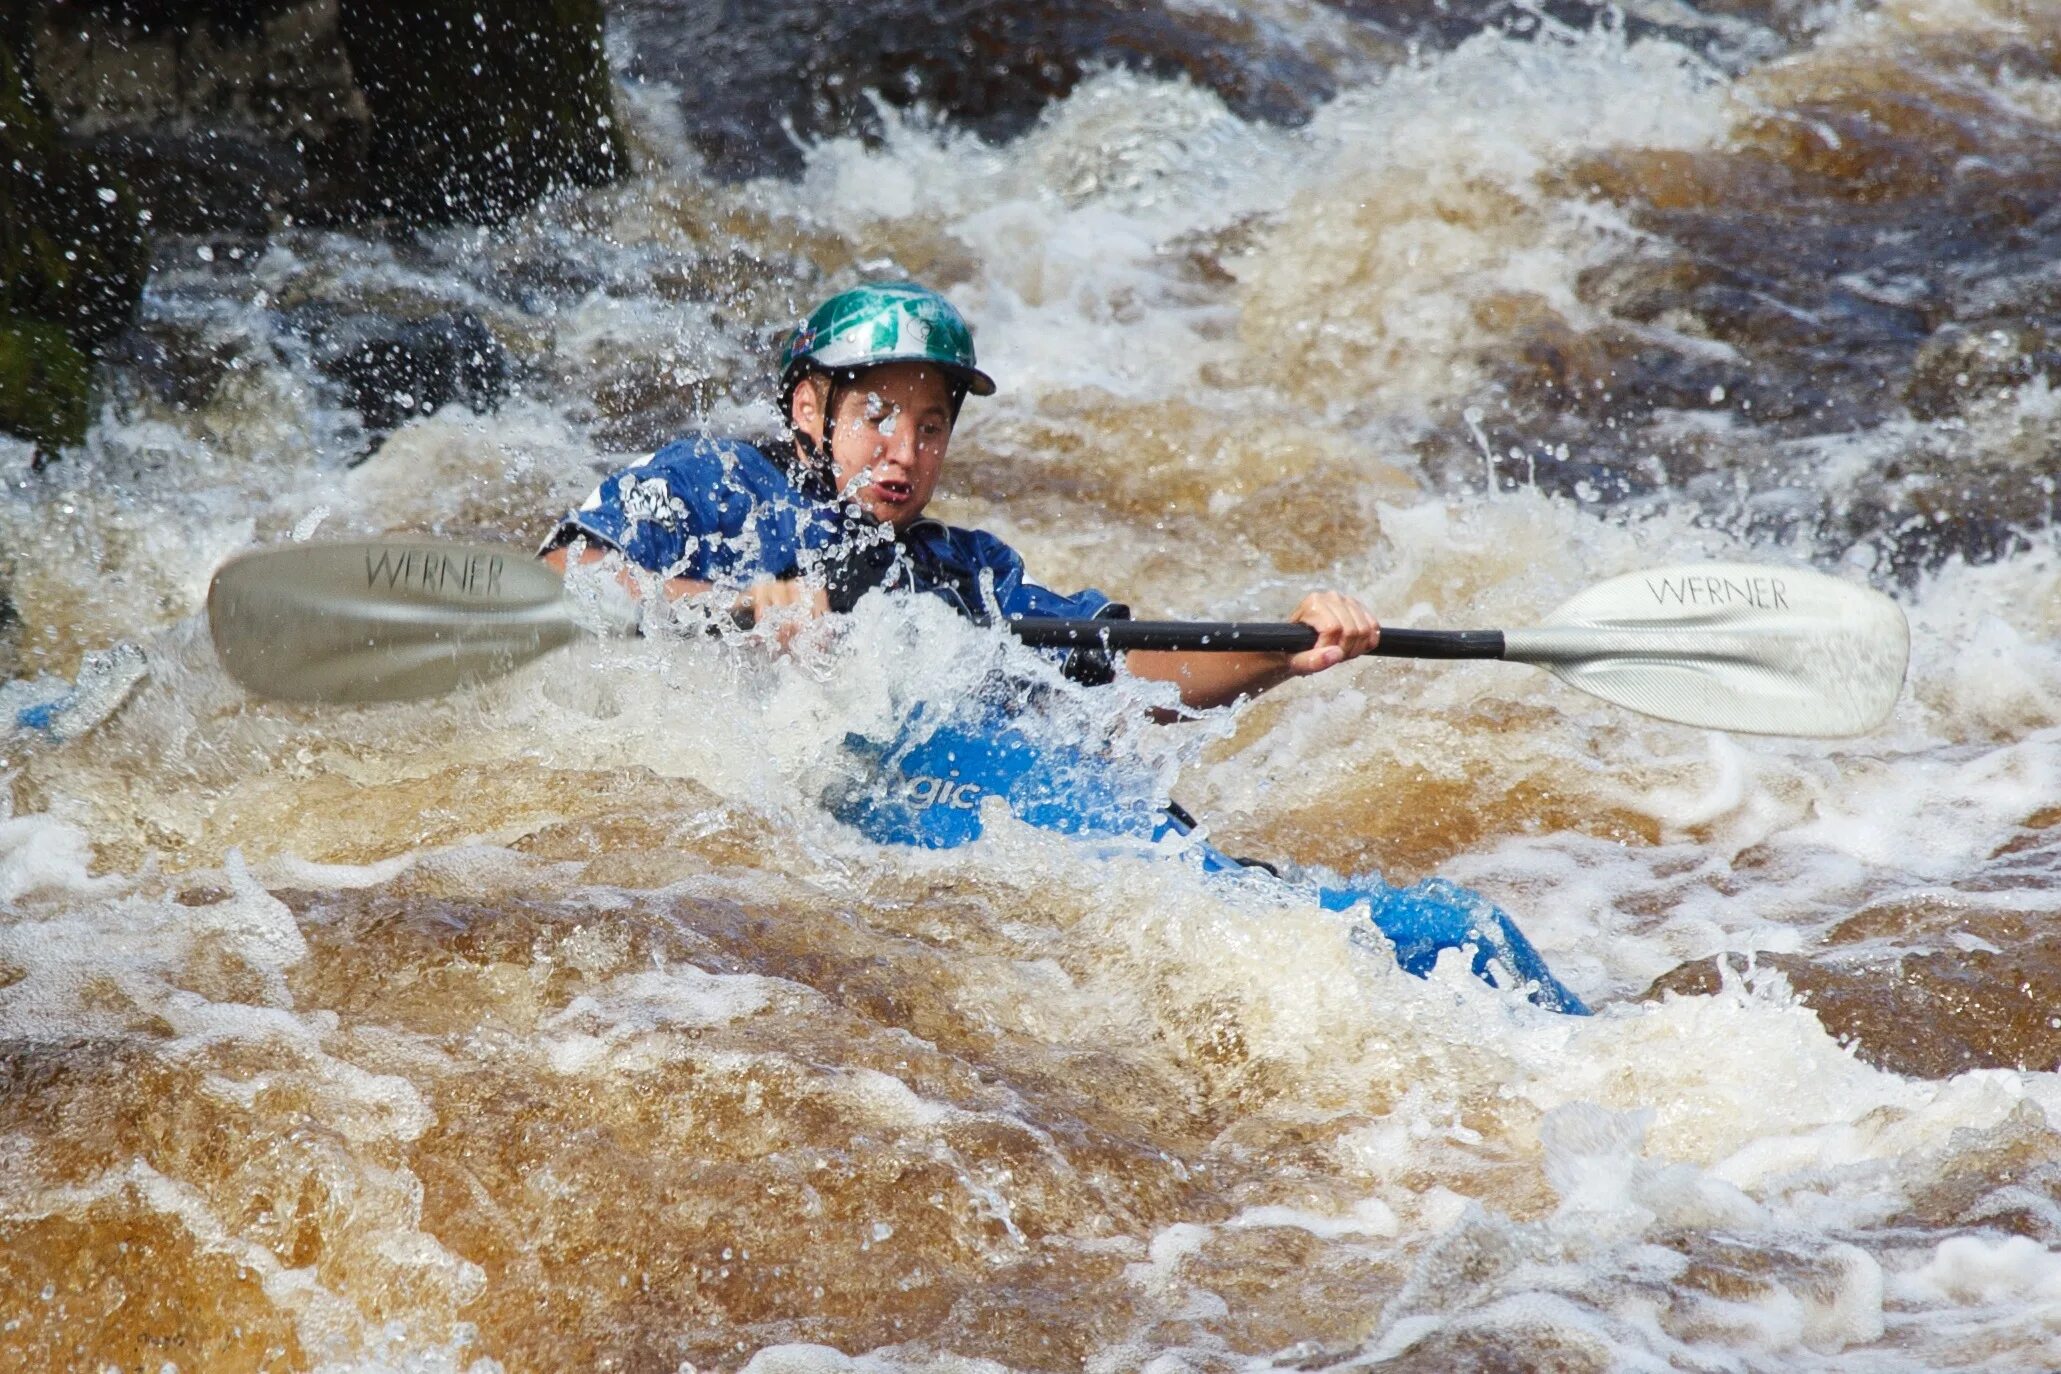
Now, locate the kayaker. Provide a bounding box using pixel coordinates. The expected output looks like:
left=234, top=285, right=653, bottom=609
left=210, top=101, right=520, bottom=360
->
left=541, top=280, right=1379, bottom=710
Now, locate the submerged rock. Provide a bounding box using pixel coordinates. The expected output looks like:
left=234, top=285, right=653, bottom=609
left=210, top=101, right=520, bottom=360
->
left=1905, top=323, right=2061, bottom=423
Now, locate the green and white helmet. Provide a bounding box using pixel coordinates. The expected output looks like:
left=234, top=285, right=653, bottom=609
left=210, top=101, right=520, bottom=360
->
left=778, top=280, right=997, bottom=403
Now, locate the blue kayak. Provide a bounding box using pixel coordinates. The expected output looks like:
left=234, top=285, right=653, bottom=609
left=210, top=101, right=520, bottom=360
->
left=830, top=711, right=1589, bottom=1015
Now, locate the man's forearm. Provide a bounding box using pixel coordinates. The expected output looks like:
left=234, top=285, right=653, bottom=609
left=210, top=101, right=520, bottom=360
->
left=1124, top=649, right=1293, bottom=712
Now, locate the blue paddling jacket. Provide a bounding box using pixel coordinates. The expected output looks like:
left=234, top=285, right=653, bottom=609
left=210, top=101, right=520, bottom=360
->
left=546, top=435, right=1124, bottom=630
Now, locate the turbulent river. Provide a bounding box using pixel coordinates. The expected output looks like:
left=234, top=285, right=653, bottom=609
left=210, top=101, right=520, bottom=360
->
left=8, top=1, right=2061, bottom=1369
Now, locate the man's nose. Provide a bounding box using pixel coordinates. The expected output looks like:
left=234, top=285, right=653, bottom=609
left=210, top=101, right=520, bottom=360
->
left=881, top=414, right=917, bottom=463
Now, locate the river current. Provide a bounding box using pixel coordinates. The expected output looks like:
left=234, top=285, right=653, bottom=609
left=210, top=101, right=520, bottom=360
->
left=6, top=2, right=2061, bottom=1370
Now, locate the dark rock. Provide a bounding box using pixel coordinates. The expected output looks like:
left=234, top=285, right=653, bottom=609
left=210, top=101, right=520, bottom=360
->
left=1323, top=0, right=1764, bottom=61
left=603, top=0, right=1805, bottom=186
left=105, top=316, right=240, bottom=413
left=287, top=306, right=513, bottom=445
left=0, top=319, right=91, bottom=468
left=30, top=0, right=374, bottom=232
left=335, top=0, right=626, bottom=224
left=31, top=0, right=623, bottom=231
left=72, top=127, right=334, bottom=236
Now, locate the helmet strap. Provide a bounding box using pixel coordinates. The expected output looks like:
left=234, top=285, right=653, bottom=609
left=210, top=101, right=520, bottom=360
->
left=785, top=370, right=844, bottom=503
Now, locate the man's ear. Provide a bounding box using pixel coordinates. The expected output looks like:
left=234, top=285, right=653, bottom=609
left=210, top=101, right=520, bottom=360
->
left=790, top=375, right=828, bottom=441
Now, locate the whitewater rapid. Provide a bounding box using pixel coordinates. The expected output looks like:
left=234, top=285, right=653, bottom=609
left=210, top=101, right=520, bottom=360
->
left=6, top=2, right=2061, bottom=1370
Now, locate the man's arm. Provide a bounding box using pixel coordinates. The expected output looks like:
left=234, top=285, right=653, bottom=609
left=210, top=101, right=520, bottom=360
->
left=543, top=544, right=828, bottom=637
left=1123, top=590, right=1379, bottom=712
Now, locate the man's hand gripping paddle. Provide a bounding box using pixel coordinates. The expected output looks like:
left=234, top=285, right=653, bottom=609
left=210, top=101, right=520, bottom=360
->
left=208, top=540, right=1910, bottom=737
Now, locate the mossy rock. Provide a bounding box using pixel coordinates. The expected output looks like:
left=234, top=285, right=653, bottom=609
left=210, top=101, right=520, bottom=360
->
left=1, top=10, right=145, bottom=457
left=0, top=316, right=91, bottom=457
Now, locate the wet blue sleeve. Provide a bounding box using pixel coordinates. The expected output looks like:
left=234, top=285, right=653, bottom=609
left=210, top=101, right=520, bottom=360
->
left=964, top=530, right=1118, bottom=620
left=552, top=441, right=782, bottom=582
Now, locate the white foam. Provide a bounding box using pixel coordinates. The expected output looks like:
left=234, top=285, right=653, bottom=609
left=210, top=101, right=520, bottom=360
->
left=195, top=850, right=310, bottom=975
left=1224, top=1196, right=1400, bottom=1240
left=1893, top=1233, right=2061, bottom=1308
left=541, top=965, right=781, bottom=1074
left=0, top=812, right=104, bottom=903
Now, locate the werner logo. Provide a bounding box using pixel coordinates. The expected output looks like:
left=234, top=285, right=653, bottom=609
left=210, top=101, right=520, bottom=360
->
left=906, top=775, right=983, bottom=810
left=1645, top=572, right=1789, bottom=611
left=365, top=548, right=506, bottom=597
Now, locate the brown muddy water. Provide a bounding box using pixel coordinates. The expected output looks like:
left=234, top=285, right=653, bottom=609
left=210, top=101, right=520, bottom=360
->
left=7, top=1, right=2061, bottom=1370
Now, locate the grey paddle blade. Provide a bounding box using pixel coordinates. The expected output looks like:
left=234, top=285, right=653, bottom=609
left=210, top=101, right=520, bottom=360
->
left=208, top=540, right=594, bottom=704
left=1503, top=562, right=1910, bottom=737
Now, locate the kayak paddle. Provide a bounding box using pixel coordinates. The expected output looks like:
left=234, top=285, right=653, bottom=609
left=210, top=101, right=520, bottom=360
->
left=207, top=540, right=632, bottom=706
left=208, top=540, right=1908, bottom=736
left=1010, top=562, right=1909, bottom=738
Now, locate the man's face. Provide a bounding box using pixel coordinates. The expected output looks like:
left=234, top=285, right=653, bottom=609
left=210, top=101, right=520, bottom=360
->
left=795, top=363, right=955, bottom=530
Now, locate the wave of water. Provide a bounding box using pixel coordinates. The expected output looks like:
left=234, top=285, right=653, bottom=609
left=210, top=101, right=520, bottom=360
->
left=6, top=2, right=2061, bottom=1370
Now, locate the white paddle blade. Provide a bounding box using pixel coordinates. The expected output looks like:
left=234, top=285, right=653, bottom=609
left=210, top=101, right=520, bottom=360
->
left=1503, top=562, right=1910, bottom=737
left=208, top=541, right=587, bottom=704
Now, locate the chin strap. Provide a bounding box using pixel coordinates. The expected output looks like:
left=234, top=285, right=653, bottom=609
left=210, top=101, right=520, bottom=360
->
left=785, top=370, right=846, bottom=503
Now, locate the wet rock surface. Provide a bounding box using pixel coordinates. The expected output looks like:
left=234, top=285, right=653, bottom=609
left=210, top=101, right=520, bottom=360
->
left=610, top=0, right=1812, bottom=183
left=7, top=0, right=620, bottom=458
left=1647, top=901, right=2061, bottom=1084
left=1324, top=0, right=1791, bottom=65
left=336, top=0, right=625, bottom=224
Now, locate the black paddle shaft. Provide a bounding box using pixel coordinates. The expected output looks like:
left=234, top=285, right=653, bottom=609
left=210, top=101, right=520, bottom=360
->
left=1005, top=617, right=1507, bottom=660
